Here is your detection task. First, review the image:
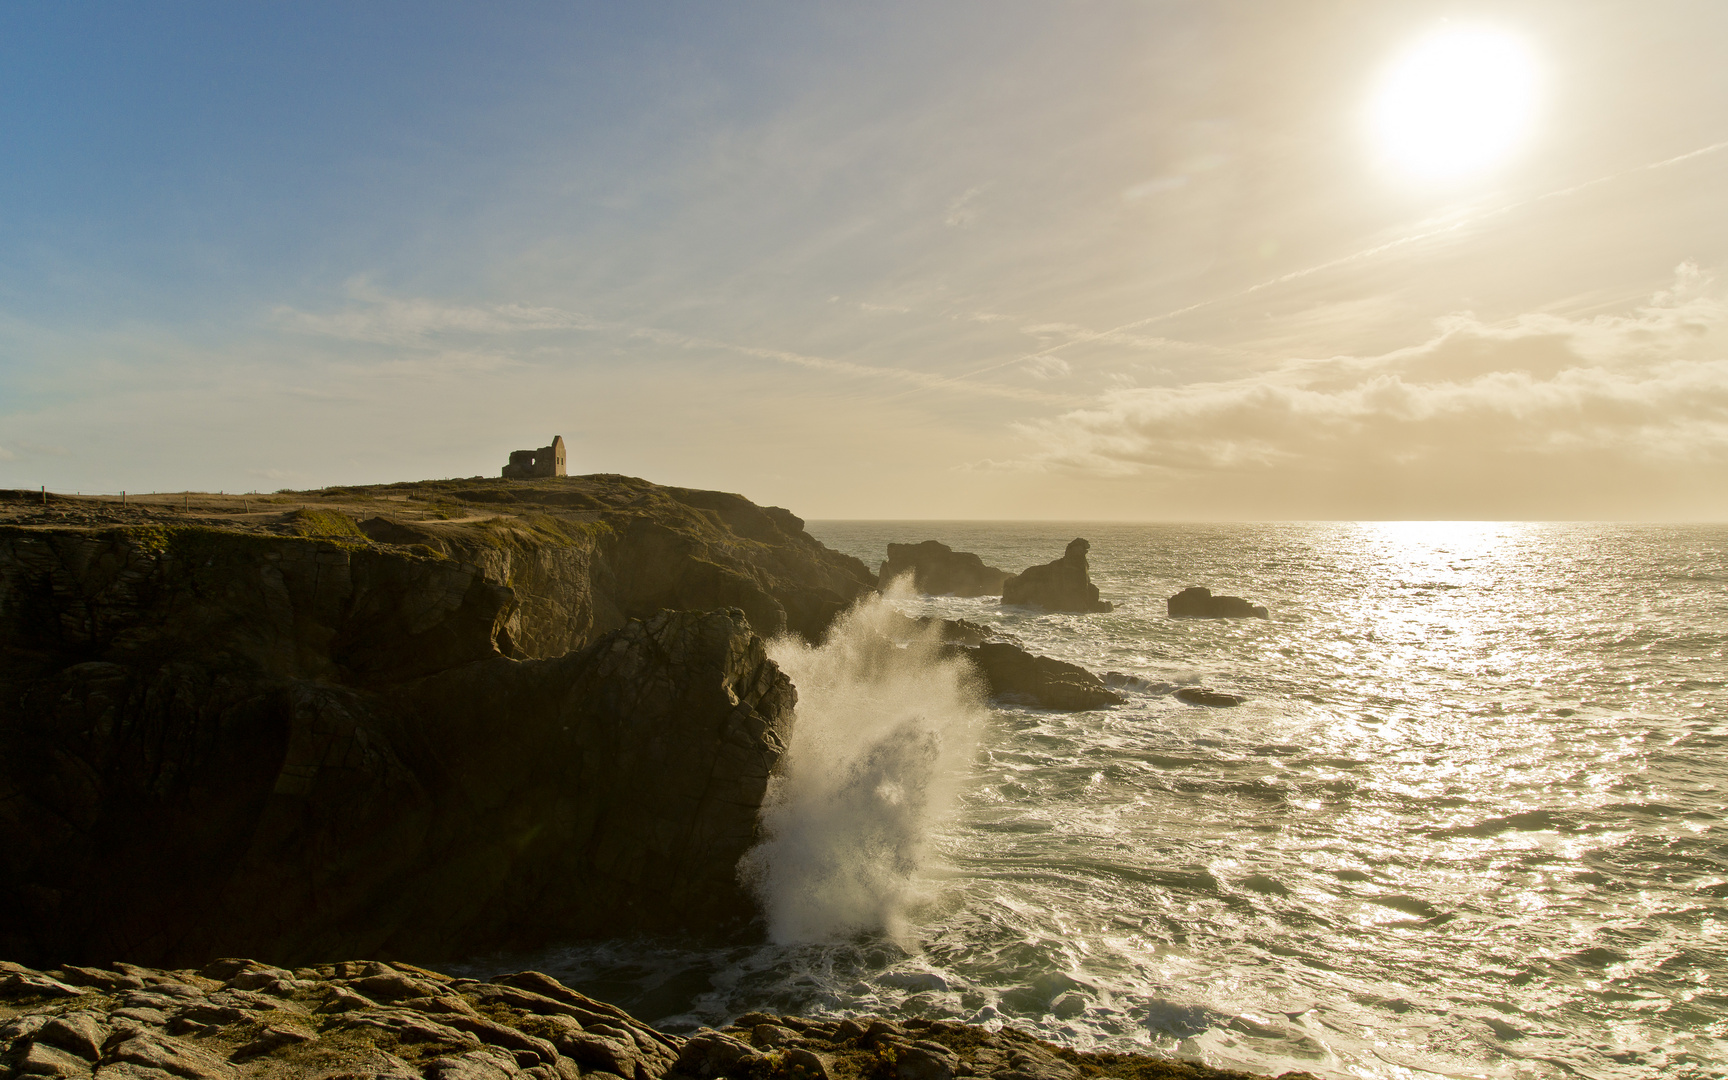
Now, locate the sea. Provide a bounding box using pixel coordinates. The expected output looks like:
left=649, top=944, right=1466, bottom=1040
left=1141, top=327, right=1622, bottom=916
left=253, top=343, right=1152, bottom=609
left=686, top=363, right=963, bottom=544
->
left=464, top=522, right=1728, bottom=1080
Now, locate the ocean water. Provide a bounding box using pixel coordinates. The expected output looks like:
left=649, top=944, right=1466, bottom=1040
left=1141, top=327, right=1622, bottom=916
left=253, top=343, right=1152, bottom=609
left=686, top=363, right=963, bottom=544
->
left=475, top=522, right=1728, bottom=1080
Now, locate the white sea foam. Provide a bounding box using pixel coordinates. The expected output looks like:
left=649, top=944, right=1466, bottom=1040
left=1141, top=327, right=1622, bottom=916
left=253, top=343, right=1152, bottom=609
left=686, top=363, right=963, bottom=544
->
left=741, top=584, right=987, bottom=944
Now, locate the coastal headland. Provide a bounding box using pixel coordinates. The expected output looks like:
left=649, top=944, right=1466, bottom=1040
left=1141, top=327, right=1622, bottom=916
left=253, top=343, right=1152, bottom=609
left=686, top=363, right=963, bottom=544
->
left=0, top=476, right=873, bottom=969
left=0, top=477, right=1300, bottom=1080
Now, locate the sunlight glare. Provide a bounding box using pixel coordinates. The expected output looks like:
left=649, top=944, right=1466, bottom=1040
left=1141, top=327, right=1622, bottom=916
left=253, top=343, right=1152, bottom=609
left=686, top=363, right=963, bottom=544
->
left=1369, top=26, right=1539, bottom=182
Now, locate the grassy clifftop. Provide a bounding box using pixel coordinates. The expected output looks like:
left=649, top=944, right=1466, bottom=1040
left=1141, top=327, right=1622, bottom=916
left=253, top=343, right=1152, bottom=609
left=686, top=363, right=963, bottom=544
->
left=0, top=474, right=876, bottom=651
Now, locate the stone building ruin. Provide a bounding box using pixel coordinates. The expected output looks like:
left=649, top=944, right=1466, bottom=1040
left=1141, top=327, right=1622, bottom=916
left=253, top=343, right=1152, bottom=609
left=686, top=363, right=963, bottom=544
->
left=501, top=435, right=567, bottom=479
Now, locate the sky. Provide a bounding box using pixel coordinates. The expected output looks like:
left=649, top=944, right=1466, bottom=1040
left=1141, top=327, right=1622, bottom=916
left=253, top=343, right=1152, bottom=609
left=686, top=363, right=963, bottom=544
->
left=2, top=1, right=1726, bottom=520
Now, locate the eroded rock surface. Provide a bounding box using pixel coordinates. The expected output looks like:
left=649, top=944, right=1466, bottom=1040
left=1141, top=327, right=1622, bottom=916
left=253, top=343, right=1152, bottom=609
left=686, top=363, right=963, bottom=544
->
left=1000, top=541, right=1111, bottom=615
left=0, top=961, right=1299, bottom=1080
left=878, top=543, right=1009, bottom=599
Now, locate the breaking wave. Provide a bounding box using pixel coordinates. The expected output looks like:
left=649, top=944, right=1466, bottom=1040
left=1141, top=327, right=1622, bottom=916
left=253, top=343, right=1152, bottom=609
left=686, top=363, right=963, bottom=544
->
left=741, top=586, right=987, bottom=943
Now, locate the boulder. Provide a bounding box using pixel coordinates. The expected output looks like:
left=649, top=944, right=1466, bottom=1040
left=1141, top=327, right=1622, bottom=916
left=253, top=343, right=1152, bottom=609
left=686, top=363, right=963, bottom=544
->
left=1166, top=586, right=1268, bottom=620
left=878, top=542, right=1010, bottom=598
left=963, top=642, right=1124, bottom=711
left=1000, top=539, right=1112, bottom=613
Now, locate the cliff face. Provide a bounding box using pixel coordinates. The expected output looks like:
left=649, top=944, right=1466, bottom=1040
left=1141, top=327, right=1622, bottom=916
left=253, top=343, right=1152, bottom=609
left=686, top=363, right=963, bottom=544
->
left=0, top=476, right=872, bottom=968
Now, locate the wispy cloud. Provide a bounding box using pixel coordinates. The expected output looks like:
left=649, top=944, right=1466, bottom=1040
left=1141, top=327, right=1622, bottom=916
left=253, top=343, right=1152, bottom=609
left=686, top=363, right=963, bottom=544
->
left=275, top=285, right=1079, bottom=405
left=917, top=138, right=1728, bottom=399
left=273, top=279, right=600, bottom=345
left=1013, top=268, right=1728, bottom=497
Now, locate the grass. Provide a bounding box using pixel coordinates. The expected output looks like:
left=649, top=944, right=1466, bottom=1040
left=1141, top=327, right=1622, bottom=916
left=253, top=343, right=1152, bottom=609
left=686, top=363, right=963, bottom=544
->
left=288, top=508, right=366, bottom=540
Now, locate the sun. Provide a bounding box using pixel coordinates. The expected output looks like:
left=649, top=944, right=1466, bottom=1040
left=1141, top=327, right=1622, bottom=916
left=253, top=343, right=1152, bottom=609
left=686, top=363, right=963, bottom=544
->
left=1368, top=26, right=1540, bottom=182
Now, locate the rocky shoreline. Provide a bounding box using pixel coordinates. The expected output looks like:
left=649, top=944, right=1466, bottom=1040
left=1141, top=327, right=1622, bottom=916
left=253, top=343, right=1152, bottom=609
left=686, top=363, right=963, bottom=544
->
left=0, top=960, right=1305, bottom=1080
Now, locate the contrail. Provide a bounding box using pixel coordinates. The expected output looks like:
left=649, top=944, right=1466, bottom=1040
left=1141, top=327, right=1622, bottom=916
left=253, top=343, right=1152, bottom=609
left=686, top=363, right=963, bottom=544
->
left=900, top=137, right=1728, bottom=398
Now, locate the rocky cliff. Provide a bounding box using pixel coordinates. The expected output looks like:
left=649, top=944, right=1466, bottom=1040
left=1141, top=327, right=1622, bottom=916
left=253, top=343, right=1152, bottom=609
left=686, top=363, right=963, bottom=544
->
left=0, top=477, right=875, bottom=969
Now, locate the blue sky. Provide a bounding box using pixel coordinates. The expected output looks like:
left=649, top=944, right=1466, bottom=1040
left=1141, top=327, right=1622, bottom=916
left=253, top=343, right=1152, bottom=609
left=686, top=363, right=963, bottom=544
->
left=4, top=1, right=1727, bottom=518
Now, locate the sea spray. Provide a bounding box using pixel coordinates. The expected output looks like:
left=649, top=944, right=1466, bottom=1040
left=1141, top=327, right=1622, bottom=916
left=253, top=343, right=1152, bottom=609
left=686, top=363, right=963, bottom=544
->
left=741, top=585, right=988, bottom=943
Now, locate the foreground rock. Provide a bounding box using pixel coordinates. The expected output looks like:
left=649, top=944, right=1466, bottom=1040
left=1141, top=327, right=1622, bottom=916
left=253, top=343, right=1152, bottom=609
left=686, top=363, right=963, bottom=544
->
left=1166, top=588, right=1268, bottom=620
left=879, top=541, right=1010, bottom=598
left=1001, top=540, right=1112, bottom=614
left=0, top=608, right=792, bottom=968
left=0, top=960, right=1302, bottom=1080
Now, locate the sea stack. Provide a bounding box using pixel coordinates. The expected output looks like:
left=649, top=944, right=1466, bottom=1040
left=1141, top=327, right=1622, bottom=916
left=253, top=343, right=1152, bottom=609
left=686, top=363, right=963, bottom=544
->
left=1001, top=538, right=1112, bottom=613
left=879, top=540, right=1011, bottom=597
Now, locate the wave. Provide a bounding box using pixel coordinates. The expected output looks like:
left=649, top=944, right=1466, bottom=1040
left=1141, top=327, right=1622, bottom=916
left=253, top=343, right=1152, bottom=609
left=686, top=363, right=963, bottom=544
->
left=740, top=589, right=987, bottom=944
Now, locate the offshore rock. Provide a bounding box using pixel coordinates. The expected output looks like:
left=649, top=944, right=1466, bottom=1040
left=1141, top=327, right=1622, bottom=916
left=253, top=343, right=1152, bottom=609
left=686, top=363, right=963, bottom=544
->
left=0, top=961, right=1304, bottom=1080
left=964, top=642, right=1124, bottom=711
left=0, top=607, right=793, bottom=968
left=1166, top=587, right=1268, bottom=620
left=871, top=617, right=1113, bottom=710
left=1001, top=539, right=1112, bottom=613
left=878, top=541, right=1010, bottom=598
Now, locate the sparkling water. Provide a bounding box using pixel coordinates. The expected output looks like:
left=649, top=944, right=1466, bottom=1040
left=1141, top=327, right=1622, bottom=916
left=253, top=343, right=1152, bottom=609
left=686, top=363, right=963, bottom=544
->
left=472, top=522, right=1727, bottom=1080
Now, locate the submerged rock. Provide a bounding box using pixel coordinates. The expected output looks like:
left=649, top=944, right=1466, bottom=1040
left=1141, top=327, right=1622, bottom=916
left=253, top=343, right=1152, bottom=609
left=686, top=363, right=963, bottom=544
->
left=1167, top=587, right=1268, bottom=620
left=1001, top=539, right=1112, bottom=613
left=1174, top=687, right=1246, bottom=707
left=879, top=541, right=1010, bottom=598
left=0, top=960, right=1306, bottom=1080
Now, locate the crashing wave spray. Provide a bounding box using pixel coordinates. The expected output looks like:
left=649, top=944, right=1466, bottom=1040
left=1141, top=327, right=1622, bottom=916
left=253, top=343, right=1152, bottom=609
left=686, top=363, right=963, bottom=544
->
left=740, top=583, right=988, bottom=943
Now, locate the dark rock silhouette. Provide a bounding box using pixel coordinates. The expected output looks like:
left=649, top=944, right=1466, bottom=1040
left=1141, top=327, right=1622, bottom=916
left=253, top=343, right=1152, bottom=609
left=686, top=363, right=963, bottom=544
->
left=1167, top=586, right=1268, bottom=620
left=965, top=641, right=1124, bottom=711
left=1175, top=687, right=1246, bottom=707
left=1001, top=538, right=1112, bottom=613
left=879, top=540, right=1010, bottom=597
left=0, top=608, right=791, bottom=968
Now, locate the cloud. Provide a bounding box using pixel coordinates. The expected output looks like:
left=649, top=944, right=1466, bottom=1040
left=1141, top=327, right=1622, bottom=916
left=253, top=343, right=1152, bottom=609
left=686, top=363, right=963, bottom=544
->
left=275, top=283, right=1078, bottom=405
left=273, top=280, right=599, bottom=345
left=1013, top=267, right=1728, bottom=514
left=944, top=185, right=986, bottom=228
left=1022, top=355, right=1071, bottom=380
